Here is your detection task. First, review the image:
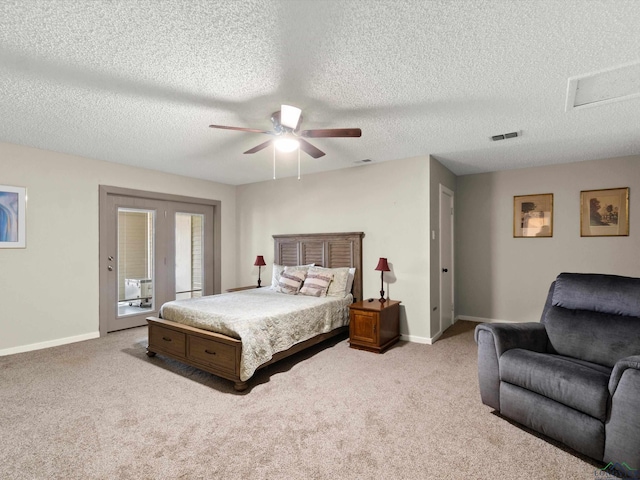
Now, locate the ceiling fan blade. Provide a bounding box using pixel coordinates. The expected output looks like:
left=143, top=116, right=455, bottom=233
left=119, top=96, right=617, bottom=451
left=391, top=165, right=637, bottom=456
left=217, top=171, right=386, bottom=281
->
left=244, top=139, right=273, bottom=154
left=299, top=139, right=325, bottom=158
left=209, top=124, right=272, bottom=134
left=301, top=128, right=362, bottom=138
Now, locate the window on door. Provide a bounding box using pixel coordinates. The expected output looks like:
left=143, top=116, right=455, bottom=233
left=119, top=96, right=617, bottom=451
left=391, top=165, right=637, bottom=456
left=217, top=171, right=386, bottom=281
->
left=175, top=212, right=204, bottom=300
left=118, top=208, right=155, bottom=316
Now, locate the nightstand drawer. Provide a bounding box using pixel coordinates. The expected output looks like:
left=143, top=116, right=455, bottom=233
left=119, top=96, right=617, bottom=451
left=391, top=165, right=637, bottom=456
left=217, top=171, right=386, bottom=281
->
left=149, top=325, right=186, bottom=357
left=188, top=336, right=236, bottom=374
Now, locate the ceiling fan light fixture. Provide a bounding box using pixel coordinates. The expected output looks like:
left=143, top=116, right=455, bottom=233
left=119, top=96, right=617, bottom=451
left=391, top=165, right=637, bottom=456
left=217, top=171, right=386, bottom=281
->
left=274, top=137, right=300, bottom=153
left=280, top=104, right=302, bottom=129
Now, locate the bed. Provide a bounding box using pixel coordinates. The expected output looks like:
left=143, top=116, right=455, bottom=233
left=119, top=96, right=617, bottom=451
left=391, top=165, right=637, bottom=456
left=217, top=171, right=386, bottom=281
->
left=146, top=232, right=364, bottom=391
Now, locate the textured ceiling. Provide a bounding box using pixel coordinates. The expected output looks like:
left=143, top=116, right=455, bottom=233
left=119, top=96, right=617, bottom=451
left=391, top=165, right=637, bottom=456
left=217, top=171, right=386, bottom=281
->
left=1, top=0, right=640, bottom=185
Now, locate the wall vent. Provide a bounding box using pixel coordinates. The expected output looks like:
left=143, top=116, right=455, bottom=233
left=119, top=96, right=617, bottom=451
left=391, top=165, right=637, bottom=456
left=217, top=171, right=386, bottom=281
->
left=491, top=131, right=519, bottom=141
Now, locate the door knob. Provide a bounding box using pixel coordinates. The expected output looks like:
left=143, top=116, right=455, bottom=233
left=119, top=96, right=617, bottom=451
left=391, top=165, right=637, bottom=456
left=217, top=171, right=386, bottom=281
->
left=108, top=265, right=113, bottom=271
left=108, top=256, right=114, bottom=261
left=442, top=268, right=448, bottom=273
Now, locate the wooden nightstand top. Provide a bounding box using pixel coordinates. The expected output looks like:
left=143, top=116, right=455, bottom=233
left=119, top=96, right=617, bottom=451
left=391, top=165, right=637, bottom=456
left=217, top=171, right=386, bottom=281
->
left=225, top=285, right=259, bottom=293
left=350, top=299, right=401, bottom=312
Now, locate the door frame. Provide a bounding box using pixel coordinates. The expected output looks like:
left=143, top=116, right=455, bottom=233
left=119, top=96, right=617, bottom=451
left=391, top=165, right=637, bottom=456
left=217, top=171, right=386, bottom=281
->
left=98, top=185, right=221, bottom=336
left=439, top=184, right=455, bottom=334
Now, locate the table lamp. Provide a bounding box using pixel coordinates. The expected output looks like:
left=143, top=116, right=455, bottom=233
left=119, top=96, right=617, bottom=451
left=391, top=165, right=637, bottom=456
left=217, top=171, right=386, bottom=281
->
left=254, top=255, right=266, bottom=287
left=375, top=257, right=390, bottom=302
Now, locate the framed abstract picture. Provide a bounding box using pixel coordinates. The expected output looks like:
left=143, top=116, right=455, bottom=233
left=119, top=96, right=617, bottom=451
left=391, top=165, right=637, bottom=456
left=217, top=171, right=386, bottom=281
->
left=0, top=185, right=27, bottom=248
left=513, top=193, right=553, bottom=238
left=580, top=187, right=629, bottom=237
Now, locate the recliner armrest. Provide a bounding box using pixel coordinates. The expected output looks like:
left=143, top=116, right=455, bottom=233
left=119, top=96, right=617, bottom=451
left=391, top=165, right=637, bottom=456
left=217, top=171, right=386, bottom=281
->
left=474, top=322, right=548, bottom=357
left=609, top=355, right=640, bottom=396
left=474, top=322, right=548, bottom=411
left=605, top=355, right=640, bottom=466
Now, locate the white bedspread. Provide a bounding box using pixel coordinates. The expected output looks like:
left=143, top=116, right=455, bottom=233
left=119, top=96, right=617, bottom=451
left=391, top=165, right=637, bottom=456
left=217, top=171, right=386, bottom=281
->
left=159, top=288, right=352, bottom=381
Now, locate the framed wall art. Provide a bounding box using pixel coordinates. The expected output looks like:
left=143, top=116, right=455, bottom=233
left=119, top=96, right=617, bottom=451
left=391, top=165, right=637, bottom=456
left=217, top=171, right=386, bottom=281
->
left=0, top=185, right=27, bottom=248
left=513, top=193, right=553, bottom=238
left=580, top=187, right=629, bottom=237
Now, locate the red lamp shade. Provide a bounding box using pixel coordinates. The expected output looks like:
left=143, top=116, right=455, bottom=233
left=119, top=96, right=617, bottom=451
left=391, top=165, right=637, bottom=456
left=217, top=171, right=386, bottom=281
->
left=375, top=257, right=390, bottom=272
left=254, top=255, right=266, bottom=267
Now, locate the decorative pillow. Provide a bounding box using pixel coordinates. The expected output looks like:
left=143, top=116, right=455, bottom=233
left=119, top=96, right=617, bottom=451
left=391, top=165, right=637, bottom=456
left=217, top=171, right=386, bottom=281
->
left=300, top=268, right=334, bottom=297
left=270, top=263, right=314, bottom=289
left=277, top=269, right=307, bottom=295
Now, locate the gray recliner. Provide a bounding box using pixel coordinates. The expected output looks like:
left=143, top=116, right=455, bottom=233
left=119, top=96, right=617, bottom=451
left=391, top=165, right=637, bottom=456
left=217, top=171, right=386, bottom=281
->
left=475, top=273, right=640, bottom=466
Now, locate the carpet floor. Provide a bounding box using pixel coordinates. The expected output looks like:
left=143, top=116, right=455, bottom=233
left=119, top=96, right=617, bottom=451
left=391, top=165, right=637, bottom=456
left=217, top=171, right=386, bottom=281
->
left=0, top=320, right=602, bottom=479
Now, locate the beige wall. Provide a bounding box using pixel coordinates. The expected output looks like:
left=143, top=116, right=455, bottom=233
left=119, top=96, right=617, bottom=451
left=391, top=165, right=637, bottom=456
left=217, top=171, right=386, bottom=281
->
left=0, top=142, right=236, bottom=353
left=429, top=157, right=457, bottom=338
left=456, top=155, right=640, bottom=323
left=236, top=156, right=433, bottom=341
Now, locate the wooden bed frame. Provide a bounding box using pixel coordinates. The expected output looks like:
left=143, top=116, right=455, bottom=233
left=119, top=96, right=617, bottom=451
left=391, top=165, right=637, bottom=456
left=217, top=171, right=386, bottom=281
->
left=146, top=232, right=364, bottom=391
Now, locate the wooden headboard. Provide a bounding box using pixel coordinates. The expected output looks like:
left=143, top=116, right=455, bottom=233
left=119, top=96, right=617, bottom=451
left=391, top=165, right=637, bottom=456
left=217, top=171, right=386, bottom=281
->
left=273, top=232, right=364, bottom=302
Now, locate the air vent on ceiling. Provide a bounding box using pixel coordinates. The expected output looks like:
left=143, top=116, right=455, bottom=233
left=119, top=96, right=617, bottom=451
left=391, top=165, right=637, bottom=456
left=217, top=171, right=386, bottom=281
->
left=491, top=131, right=519, bottom=141
left=566, top=61, right=640, bottom=111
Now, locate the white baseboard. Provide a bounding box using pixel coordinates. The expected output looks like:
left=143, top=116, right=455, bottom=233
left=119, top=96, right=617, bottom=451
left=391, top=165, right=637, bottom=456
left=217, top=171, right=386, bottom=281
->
left=400, top=333, right=432, bottom=345
left=0, top=331, right=100, bottom=356
left=456, top=315, right=513, bottom=324
left=401, top=329, right=447, bottom=345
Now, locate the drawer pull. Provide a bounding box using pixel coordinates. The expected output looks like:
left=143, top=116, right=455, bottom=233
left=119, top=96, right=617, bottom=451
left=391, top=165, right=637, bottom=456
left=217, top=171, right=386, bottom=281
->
left=204, top=349, right=217, bottom=355
left=162, top=337, right=172, bottom=342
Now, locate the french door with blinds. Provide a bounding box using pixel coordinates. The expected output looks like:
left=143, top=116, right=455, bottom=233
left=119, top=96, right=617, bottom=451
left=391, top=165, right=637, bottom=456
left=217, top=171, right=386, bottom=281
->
left=99, top=186, right=220, bottom=334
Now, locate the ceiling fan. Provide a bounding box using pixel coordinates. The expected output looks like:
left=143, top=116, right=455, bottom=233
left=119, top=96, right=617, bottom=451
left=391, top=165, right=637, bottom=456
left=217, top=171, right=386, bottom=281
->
left=209, top=105, right=361, bottom=158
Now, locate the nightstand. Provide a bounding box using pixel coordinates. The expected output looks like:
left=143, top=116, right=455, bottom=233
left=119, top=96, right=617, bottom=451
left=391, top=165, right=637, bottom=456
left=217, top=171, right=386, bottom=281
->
left=225, top=285, right=259, bottom=293
left=349, top=299, right=401, bottom=353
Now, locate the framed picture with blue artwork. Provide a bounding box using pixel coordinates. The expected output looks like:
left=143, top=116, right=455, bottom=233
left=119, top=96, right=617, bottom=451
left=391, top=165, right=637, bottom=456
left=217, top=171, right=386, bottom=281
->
left=0, top=185, right=27, bottom=248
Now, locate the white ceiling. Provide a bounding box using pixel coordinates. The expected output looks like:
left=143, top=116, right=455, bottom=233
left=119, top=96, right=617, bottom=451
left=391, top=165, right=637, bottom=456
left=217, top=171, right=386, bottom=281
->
left=1, top=0, right=640, bottom=185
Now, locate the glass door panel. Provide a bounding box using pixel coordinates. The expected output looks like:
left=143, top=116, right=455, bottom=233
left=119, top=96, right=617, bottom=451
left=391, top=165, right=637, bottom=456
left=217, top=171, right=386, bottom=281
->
left=175, top=212, right=204, bottom=300
left=117, top=208, right=155, bottom=316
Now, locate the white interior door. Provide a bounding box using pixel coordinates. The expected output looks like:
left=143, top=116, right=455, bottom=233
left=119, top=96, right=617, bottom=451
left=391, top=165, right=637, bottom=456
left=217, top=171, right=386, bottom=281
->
left=439, top=185, right=454, bottom=332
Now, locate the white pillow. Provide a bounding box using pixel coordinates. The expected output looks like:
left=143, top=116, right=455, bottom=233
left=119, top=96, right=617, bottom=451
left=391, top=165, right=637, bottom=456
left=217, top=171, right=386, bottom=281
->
left=299, top=268, right=334, bottom=297
left=345, top=267, right=356, bottom=295
left=277, top=269, right=307, bottom=295
left=270, top=263, right=314, bottom=289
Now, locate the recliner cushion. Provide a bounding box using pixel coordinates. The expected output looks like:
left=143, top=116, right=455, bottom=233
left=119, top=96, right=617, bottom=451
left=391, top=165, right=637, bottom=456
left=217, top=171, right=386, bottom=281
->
left=500, top=349, right=611, bottom=421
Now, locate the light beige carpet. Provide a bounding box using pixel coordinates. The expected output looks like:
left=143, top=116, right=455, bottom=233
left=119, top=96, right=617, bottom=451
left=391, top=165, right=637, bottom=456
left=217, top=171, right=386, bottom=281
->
left=0, top=321, right=601, bottom=479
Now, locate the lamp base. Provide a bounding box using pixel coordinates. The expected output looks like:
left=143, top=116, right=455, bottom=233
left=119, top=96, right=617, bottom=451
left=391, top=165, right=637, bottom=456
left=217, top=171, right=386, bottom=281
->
left=379, top=290, right=386, bottom=303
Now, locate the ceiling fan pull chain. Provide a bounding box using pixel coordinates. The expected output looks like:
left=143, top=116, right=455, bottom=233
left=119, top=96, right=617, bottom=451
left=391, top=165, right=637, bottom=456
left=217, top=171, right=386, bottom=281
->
left=273, top=144, right=276, bottom=180
left=297, top=146, right=301, bottom=180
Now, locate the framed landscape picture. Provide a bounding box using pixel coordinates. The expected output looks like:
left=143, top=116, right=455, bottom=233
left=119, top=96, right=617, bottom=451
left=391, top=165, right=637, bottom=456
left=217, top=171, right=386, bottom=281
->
left=580, top=187, right=629, bottom=237
left=513, top=193, right=553, bottom=238
left=0, top=185, right=27, bottom=248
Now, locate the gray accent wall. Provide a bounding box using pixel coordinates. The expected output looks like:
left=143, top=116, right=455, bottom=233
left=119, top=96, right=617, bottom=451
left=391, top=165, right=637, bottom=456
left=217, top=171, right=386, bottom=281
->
left=456, top=155, right=640, bottom=324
